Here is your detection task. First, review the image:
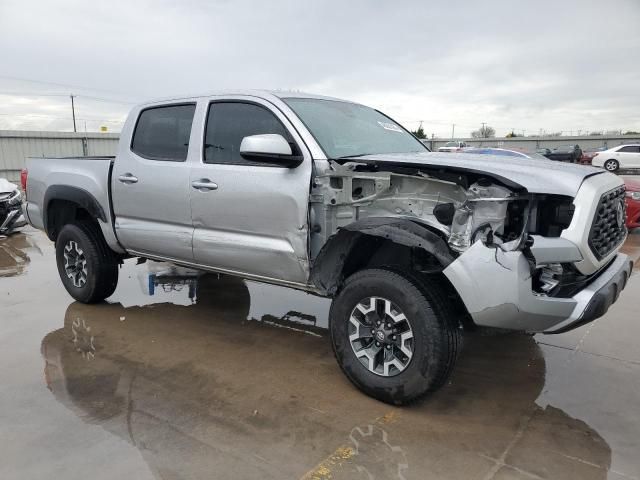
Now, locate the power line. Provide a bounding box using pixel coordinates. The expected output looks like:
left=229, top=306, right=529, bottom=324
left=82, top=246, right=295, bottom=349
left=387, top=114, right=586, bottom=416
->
left=0, top=91, right=136, bottom=105
left=0, top=75, right=138, bottom=100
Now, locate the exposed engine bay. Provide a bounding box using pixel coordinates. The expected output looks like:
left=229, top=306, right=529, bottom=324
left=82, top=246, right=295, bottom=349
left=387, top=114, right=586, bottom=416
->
left=309, top=161, right=547, bottom=257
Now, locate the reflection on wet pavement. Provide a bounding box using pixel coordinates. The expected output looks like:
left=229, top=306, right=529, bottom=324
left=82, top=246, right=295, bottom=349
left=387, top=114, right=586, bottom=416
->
left=0, top=232, right=38, bottom=277
left=2, top=228, right=640, bottom=480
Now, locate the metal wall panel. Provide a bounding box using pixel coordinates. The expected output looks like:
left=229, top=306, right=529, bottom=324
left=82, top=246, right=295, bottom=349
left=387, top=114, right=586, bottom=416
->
left=0, top=130, right=119, bottom=180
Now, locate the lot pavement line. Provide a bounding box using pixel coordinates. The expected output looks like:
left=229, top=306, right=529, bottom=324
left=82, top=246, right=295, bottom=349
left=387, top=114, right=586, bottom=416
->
left=298, top=409, right=399, bottom=480
left=537, top=341, right=640, bottom=367
left=481, top=406, right=537, bottom=480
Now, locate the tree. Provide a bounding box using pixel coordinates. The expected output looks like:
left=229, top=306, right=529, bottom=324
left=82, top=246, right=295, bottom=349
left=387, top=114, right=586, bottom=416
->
left=471, top=125, right=495, bottom=138
left=411, top=123, right=426, bottom=139
left=624, top=131, right=639, bottom=135
left=506, top=130, right=521, bottom=138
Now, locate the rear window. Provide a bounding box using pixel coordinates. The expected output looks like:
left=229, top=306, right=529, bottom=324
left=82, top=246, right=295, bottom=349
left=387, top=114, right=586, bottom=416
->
left=131, top=104, right=196, bottom=161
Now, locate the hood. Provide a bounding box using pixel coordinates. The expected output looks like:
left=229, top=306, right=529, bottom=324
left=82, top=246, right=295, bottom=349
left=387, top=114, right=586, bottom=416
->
left=0, top=178, right=19, bottom=194
left=353, top=152, right=605, bottom=197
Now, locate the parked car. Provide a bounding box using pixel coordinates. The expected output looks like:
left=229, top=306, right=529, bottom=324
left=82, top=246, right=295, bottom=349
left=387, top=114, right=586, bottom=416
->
left=462, top=147, right=549, bottom=160
left=536, top=148, right=551, bottom=156
left=438, top=141, right=467, bottom=152
left=24, top=90, right=633, bottom=405
left=592, top=144, right=640, bottom=172
left=579, top=146, right=608, bottom=165
left=0, top=178, right=27, bottom=235
left=543, top=145, right=583, bottom=163
left=624, top=177, right=640, bottom=229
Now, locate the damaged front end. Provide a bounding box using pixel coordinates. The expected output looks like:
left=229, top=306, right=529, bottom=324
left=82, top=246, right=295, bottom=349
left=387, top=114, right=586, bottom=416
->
left=0, top=182, right=27, bottom=236
left=310, top=160, right=530, bottom=260
left=309, top=160, right=631, bottom=334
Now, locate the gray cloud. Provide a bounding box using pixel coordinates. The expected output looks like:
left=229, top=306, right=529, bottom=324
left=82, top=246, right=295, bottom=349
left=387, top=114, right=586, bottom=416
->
left=1, top=0, right=638, bottom=137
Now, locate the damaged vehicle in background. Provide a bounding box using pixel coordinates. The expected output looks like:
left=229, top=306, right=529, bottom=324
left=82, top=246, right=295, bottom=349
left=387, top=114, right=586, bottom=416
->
left=23, top=91, right=633, bottom=405
left=0, top=178, right=27, bottom=235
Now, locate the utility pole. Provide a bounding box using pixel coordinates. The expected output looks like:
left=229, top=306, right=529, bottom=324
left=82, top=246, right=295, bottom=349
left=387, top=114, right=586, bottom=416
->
left=70, top=94, right=77, bottom=132
left=451, top=124, right=455, bottom=139
left=481, top=122, right=486, bottom=138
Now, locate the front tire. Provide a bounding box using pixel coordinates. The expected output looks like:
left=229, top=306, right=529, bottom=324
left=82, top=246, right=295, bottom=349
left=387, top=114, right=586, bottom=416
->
left=56, top=222, right=119, bottom=303
left=329, top=269, right=461, bottom=405
left=604, top=159, right=619, bottom=172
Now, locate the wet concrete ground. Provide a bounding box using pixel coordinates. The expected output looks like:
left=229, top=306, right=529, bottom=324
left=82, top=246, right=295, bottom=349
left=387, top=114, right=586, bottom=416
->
left=1, top=227, right=639, bottom=480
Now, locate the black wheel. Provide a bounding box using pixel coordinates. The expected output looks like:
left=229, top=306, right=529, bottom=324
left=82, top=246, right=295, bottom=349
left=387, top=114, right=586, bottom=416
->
left=55, top=222, right=119, bottom=303
left=604, top=159, right=619, bottom=172
left=329, top=269, right=462, bottom=405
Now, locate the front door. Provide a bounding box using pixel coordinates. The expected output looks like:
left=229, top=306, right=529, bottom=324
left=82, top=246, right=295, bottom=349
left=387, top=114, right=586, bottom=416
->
left=618, top=145, right=640, bottom=168
left=189, top=97, right=312, bottom=285
left=112, top=103, right=196, bottom=262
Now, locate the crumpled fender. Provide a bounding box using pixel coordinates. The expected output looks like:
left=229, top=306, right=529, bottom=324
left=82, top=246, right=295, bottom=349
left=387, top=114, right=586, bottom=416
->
left=309, top=217, right=454, bottom=295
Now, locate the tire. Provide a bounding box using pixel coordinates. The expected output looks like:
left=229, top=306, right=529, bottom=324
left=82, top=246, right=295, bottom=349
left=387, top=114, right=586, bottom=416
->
left=329, top=269, right=462, bottom=405
left=55, top=222, right=119, bottom=303
left=604, top=159, right=619, bottom=172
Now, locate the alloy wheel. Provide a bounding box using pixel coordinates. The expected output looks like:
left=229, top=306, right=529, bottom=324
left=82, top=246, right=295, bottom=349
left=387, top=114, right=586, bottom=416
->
left=348, top=297, right=414, bottom=377
left=63, top=240, right=88, bottom=288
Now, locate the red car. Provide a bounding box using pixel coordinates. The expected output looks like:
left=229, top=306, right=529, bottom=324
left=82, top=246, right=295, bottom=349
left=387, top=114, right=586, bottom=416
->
left=625, top=177, right=640, bottom=229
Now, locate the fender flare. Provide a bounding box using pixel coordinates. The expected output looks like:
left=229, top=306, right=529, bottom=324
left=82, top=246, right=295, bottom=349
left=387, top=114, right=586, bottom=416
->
left=43, top=185, right=106, bottom=234
left=309, top=217, right=455, bottom=295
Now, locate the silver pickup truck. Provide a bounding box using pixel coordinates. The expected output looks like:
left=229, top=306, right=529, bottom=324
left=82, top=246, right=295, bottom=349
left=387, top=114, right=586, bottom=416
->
left=24, top=91, right=633, bottom=404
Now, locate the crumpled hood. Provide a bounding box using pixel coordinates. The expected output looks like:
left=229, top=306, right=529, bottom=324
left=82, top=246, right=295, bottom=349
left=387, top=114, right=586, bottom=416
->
left=354, top=152, right=606, bottom=196
left=0, top=178, right=19, bottom=194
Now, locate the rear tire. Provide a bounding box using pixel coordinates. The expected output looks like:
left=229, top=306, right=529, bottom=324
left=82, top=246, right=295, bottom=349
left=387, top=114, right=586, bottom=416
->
left=329, top=269, right=462, bottom=405
left=56, top=222, right=119, bottom=303
left=604, top=159, right=619, bottom=172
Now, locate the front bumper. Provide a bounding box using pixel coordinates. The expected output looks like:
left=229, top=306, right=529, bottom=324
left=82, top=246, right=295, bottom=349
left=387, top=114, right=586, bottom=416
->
left=544, top=254, right=633, bottom=333
left=443, top=241, right=633, bottom=333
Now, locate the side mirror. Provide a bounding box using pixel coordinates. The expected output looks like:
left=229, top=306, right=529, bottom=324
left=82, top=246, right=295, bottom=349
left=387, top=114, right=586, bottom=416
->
left=239, top=134, right=303, bottom=167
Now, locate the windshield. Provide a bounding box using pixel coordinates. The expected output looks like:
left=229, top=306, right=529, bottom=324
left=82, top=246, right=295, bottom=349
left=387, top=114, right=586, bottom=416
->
left=445, top=142, right=458, bottom=147
left=283, top=98, right=427, bottom=159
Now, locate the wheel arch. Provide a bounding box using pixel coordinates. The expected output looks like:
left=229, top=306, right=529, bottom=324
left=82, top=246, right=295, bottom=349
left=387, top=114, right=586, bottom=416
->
left=309, top=217, right=456, bottom=297
left=43, top=185, right=106, bottom=241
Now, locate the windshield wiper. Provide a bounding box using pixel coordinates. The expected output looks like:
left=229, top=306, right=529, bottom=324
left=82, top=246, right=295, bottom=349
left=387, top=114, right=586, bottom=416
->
left=336, top=153, right=374, bottom=159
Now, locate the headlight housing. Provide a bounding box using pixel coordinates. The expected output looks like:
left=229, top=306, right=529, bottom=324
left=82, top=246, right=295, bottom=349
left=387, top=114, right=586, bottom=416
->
left=448, top=181, right=526, bottom=252
left=0, top=189, right=21, bottom=205
left=626, top=191, right=640, bottom=201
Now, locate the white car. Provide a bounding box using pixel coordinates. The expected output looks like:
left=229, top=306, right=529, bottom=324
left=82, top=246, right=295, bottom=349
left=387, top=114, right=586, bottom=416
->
left=438, top=141, right=467, bottom=152
left=592, top=144, right=640, bottom=172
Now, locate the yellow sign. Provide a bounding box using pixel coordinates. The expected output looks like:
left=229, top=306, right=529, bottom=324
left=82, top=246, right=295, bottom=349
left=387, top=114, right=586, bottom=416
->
left=100, top=126, right=108, bottom=132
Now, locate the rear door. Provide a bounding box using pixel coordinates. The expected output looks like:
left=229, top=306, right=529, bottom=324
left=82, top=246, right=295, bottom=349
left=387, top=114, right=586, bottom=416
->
left=189, top=96, right=313, bottom=285
left=617, top=145, right=640, bottom=168
left=112, top=103, right=197, bottom=261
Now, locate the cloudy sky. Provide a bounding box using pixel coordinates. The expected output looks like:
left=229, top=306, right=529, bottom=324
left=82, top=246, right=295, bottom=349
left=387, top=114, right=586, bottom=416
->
left=0, top=0, right=638, bottom=137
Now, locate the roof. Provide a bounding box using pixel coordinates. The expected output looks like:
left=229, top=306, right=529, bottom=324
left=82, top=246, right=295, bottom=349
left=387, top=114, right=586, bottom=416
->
left=137, top=89, right=353, bottom=108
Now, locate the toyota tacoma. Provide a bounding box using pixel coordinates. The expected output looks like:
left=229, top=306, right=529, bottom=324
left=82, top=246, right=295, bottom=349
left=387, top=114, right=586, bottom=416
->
left=24, top=91, right=633, bottom=404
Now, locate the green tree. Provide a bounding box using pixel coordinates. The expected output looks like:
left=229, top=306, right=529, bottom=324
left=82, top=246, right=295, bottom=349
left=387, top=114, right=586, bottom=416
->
left=411, top=123, right=426, bottom=139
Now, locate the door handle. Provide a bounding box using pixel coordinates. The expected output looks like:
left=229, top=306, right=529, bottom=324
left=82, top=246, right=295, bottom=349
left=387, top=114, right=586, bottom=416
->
left=192, top=179, right=218, bottom=191
left=118, top=173, right=138, bottom=184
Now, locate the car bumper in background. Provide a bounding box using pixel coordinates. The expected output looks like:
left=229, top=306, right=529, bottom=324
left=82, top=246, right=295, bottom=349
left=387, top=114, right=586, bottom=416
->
left=626, top=197, right=640, bottom=229
left=0, top=195, right=26, bottom=234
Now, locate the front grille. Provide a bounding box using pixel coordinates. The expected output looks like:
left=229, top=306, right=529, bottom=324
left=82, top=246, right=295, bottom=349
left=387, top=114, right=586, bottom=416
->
left=588, top=185, right=627, bottom=260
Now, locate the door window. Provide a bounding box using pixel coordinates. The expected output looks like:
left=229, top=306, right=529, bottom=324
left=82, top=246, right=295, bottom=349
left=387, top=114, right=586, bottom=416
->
left=618, top=146, right=640, bottom=153
left=203, top=102, right=297, bottom=166
left=131, top=104, right=196, bottom=161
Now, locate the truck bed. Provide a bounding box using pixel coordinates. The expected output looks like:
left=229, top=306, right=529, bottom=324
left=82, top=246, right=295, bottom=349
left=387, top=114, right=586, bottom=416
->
left=25, top=155, right=122, bottom=252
